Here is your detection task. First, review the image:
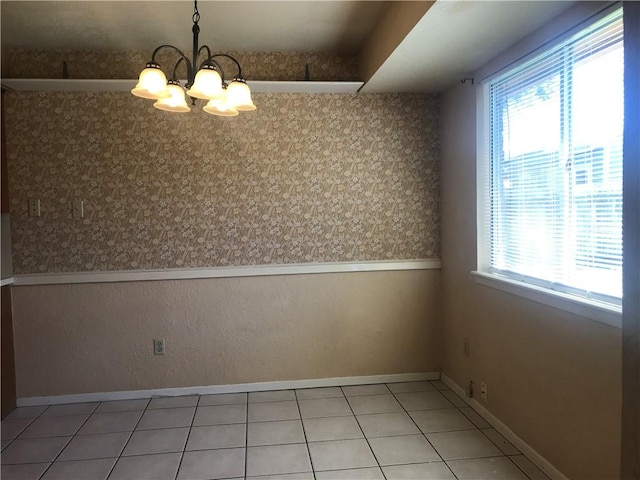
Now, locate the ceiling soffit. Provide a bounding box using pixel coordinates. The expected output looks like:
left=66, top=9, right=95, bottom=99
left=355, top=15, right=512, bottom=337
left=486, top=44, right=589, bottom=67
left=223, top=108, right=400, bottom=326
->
left=359, top=1, right=435, bottom=85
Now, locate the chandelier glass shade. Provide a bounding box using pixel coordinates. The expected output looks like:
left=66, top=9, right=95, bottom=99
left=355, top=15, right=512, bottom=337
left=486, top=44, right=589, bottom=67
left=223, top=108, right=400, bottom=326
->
left=203, top=91, right=239, bottom=116
left=131, top=66, right=169, bottom=100
left=131, top=0, right=256, bottom=116
left=186, top=66, right=223, bottom=99
left=153, top=81, right=191, bottom=113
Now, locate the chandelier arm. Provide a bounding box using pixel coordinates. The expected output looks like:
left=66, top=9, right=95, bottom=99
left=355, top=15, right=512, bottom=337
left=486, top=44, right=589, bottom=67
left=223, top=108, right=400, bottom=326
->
left=210, top=53, right=243, bottom=78
left=210, top=59, right=226, bottom=81
left=151, top=44, right=194, bottom=83
left=197, top=45, right=213, bottom=61
left=197, top=45, right=226, bottom=79
left=198, top=57, right=226, bottom=82
left=171, top=57, right=187, bottom=82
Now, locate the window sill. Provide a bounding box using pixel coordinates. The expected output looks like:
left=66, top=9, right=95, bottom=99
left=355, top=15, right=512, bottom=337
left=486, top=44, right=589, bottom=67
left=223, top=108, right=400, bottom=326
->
left=470, top=271, right=621, bottom=328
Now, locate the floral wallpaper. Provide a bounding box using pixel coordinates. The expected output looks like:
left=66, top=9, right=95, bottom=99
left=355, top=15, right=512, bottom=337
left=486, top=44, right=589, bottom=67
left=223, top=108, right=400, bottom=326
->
left=4, top=49, right=358, bottom=82
left=5, top=91, right=439, bottom=274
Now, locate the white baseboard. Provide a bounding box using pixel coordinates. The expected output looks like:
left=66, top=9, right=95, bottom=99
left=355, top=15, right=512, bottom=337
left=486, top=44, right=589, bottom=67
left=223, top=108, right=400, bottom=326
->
left=441, top=373, right=569, bottom=480
left=17, top=371, right=439, bottom=407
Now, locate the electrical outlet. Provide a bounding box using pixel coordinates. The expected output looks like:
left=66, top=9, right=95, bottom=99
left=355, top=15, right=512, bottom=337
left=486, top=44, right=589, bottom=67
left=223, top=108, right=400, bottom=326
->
left=29, top=199, right=41, bottom=217
left=464, top=337, right=470, bottom=357
left=154, top=338, right=165, bottom=355
left=481, top=382, right=488, bottom=402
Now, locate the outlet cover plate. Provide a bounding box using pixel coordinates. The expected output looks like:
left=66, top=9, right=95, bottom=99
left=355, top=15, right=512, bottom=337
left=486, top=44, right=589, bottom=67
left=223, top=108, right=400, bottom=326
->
left=154, top=338, right=165, bottom=355
left=73, top=199, right=84, bottom=218
left=29, top=199, right=41, bottom=217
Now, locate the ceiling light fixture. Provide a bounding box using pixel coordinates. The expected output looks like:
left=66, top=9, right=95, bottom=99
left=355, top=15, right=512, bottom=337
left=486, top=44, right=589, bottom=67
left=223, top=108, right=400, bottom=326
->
left=131, top=0, right=256, bottom=116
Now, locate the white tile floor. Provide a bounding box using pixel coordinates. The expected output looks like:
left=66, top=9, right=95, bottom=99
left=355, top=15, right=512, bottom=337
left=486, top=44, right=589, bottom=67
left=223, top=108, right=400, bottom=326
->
left=1, top=380, right=550, bottom=480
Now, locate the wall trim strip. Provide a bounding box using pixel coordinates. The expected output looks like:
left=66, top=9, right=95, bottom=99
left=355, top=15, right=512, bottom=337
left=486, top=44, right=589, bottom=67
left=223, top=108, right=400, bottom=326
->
left=1, top=78, right=364, bottom=94
left=17, top=371, right=440, bottom=406
left=0, top=277, right=14, bottom=286
left=441, top=373, right=570, bottom=480
left=11, top=259, right=440, bottom=286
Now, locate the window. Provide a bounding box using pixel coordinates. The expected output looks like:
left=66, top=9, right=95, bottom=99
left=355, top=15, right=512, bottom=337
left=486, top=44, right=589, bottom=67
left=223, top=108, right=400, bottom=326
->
left=479, top=8, right=623, bottom=308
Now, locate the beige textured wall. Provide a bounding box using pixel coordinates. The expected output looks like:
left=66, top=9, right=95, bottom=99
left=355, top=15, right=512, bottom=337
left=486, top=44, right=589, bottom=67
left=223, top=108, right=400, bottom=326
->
left=440, top=83, right=621, bottom=479
left=12, top=270, right=440, bottom=398
left=5, top=92, right=439, bottom=274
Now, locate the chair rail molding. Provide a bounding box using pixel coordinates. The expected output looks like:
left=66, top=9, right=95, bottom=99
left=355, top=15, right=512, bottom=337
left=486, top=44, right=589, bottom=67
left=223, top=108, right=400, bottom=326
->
left=12, top=259, right=441, bottom=286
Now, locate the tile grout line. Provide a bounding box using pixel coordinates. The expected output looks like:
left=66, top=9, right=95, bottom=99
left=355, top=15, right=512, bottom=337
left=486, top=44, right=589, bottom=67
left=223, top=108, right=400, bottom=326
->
left=386, top=381, right=460, bottom=480
left=103, top=399, right=153, bottom=480
left=505, top=453, right=542, bottom=480
left=96, top=435, right=527, bottom=452
left=439, top=386, right=537, bottom=480
left=340, top=385, right=388, bottom=480
left=1, top=412, right=40, bottom=451
left=1, top=403, right=55, bottom=451
left=474, top=425, right=538, bottom=479
left=35, top=401, right=102, bottom=480
left=508, top=454, right=552, bottom=480
left=293, top=389, right=316, bottom=480
left=401, top=381, right=536, bottom=480
left=507, top=457, right=540, bottom=480
left=477, top=424, right=516, bottom=453
left=244, top=393, right=249, bottom=479
left=168, top=397, right=199, bottom=480
left=434, top=382, right=502, bottom=479
left=457, top=406, right=493, bottom=429
left=2, top=439, right=518, bottom=457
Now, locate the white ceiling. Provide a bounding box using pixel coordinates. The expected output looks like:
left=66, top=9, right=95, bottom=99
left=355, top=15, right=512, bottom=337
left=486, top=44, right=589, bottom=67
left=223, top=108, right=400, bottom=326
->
left=1, top=0, right=577, bottom=92
left=362, top=0, right=576, bottom=92
left=0, top=1, right=392, bottom=52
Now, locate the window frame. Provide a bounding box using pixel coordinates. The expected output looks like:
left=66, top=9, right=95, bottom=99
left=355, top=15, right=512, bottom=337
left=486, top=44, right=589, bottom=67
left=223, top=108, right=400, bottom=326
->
left=475, top=3, right=623, bottom=328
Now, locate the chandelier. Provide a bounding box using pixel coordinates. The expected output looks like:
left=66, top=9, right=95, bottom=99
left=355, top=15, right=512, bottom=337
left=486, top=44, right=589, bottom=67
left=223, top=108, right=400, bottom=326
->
left=131, top=0, right=256, bottom=116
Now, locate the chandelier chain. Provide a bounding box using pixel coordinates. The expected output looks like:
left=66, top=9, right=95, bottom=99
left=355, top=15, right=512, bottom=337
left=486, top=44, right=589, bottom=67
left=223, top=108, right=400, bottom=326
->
left=192, top=0, right=200, bottom=25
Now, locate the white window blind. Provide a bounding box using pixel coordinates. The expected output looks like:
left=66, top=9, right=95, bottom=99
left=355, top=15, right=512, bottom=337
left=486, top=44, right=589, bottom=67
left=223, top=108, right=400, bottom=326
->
left=485, top=7, right=623, bottom=306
